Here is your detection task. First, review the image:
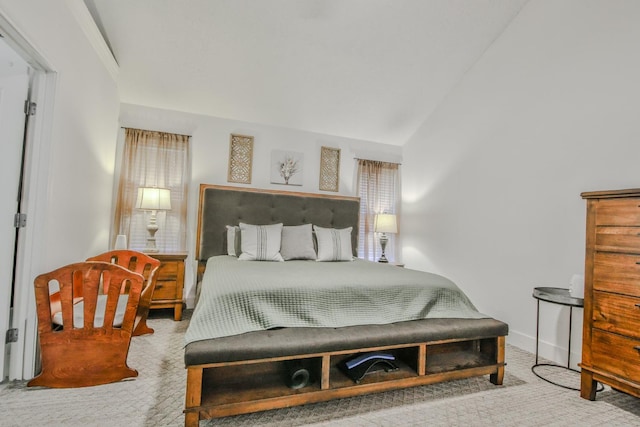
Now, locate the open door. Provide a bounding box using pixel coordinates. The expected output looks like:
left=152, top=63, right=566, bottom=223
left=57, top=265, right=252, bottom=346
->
left=0, top=37, right=29, bottom=381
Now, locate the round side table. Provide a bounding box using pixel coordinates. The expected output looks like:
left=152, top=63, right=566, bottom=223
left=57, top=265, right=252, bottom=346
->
left=532, top=287, right=584, bottom=390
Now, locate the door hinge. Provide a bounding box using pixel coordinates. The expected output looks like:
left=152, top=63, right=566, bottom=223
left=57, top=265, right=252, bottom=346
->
left=5, top=328, right=18, bottom=344
left=24, top=100, right=36, bottom=116
left=14, top=213, right=27, bottom=228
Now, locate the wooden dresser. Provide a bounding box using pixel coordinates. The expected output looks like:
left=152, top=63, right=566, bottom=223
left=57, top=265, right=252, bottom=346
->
left=150, top=253, right=188, bottom=321
left=580, top=189, right=640, bottom=400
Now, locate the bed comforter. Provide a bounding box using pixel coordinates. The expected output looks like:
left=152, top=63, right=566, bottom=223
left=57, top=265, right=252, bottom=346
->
left=185, top=256, right=487, bottom=345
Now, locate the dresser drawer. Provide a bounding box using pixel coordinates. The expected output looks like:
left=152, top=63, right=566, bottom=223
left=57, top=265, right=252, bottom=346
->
left=595, top=226, right=640, bottom=253
left=593, top=252, right=640, bottom=297
left=153, top=279, right=178, bottom=300
left=592, top=329, right=640, bottom=384
left=593, top=291, right=640, bottom=339
left=596, top=198, right=640, bottom=226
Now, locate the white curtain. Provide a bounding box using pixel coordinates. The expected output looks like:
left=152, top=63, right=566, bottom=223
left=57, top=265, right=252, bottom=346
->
left=112, top=128, right=190, bottom=252
left=356, top=159, right=400, bottom=262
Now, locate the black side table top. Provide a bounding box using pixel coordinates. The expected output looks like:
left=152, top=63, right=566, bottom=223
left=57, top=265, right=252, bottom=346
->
left=532, top=287, right=584, bottom=308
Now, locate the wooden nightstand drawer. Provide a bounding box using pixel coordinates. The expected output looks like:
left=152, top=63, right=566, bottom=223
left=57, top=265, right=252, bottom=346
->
left=592, top=329, right=640, bottom=384
left=156, top=261, right=181, bottom=279
left=593, top=291, right=640, bottom=339
left=153, top=280, right=178, bottom=300
left=150, top=253, right=187, bottom=321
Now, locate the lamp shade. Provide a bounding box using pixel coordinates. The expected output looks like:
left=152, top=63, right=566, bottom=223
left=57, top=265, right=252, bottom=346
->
left=374, top=213, right=397, bottom=234
left=135, top=187, right=172, bottom=211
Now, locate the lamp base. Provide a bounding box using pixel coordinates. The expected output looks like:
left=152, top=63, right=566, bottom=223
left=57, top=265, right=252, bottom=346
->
left=378, top=233, right=389, bottom=263
left=144, top=236, right=159, bottom=253
left=145, top=215, right=160, bottom=253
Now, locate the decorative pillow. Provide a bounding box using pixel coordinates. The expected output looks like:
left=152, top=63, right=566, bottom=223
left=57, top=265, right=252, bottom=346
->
left=238, top=223, right=284, bottom=262
left=225, top=225, right=241, bottom=256
left=313, top=225, right=353, bottom=262
left=281, top=224, right=317, bottom=260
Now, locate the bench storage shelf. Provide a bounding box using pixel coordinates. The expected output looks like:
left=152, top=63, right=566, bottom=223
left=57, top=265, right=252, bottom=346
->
left=184, top=334, right=505, bottom=425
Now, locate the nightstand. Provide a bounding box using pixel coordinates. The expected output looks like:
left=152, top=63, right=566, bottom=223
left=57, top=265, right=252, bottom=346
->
left=150, top=253, right=188, bottom=321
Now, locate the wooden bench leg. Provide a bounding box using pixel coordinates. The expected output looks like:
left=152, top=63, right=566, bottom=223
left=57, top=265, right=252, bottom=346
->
left=490, top=336, right=505, bottom=385
left=185, top=412, right=200, bottom=427
left=185, top=367, right=203, bottom=427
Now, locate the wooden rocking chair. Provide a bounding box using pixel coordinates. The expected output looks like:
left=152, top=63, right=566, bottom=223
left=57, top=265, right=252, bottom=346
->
left=87, top=250, right=161, bottom=336
left=28, top=261, right=145, bottom=388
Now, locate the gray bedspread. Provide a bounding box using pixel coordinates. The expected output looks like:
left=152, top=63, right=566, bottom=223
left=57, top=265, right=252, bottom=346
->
left=185, top=256, right=487, bottom=345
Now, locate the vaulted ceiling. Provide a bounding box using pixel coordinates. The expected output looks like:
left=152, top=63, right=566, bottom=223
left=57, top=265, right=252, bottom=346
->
left=85, top=0, right=528, bottom=145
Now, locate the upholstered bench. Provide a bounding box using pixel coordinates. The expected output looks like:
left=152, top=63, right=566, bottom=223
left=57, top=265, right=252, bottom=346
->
left=184, top=317, right=508, bottom=426
left=185, top=317, right=508, bottom=365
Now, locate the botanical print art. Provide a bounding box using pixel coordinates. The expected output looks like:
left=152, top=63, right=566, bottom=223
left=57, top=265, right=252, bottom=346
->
left=271, top=150, right=303, bottom=186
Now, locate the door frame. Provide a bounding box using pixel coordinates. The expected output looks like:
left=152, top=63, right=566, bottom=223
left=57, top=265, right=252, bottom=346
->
left=0, top=10, right=56, bottom=381
left=0, top=54, right=30, bottom=381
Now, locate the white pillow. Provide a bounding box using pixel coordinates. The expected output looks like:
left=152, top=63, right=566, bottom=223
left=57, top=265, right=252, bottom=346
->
left=238, top=223, right=284, bottom=262
left=313, top=225, right=353, bottom=262
left=281, top=224, right=317, bottom=260
left=225, top=225, right=240, bottom=256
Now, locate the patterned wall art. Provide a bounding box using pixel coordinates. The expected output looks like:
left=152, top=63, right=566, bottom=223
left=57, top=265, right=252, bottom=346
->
left=270, top=150, right=304, bottom=186
left=319, top=146, right=341, bottom=192
left=227, top=134, right=254, bottom=184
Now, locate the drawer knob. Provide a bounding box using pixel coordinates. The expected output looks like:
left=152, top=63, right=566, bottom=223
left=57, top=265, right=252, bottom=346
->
left=635, top=303, right=640, bottom=308
left=635, top=346, right=640, bottom=352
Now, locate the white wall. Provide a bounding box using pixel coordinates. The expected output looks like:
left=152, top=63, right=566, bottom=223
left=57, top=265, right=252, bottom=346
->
left=402, top=0, right=640, bottom=367
left=119, top=103, right=402, bottom=305
left=0, top=0, right=120, bottom=267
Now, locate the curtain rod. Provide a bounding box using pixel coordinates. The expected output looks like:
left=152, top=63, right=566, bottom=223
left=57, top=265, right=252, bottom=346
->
left=353, top=157, right=402, bottom=165
left=120, top=126, right=192, bottom=138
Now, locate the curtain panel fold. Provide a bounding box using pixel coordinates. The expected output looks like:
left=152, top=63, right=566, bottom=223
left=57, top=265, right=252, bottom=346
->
left=112, top=128, right=190, bottom=252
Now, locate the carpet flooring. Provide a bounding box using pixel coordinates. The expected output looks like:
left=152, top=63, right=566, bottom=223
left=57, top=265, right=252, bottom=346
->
left=1, top=310, right=638, bottom=426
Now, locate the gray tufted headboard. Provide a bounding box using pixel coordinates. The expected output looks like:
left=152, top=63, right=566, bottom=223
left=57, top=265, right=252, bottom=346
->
left=195, top=184, right=360, bottom=263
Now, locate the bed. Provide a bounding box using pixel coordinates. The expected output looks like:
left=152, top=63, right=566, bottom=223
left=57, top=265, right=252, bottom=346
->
left=184, top=184, right=508, bottom=426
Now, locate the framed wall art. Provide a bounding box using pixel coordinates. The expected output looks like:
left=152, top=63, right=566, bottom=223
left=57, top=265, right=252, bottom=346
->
left=319, top=146, right=340, bottom=192
left=227, top=134, right=254, bottom=184
left=271, top=150, right=303, bottom=186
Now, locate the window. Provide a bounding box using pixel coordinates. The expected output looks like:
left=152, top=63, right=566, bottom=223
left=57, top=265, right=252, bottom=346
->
left=112, top=128, right=190, bottom=252
left=356, top=159, right=400, bottom=262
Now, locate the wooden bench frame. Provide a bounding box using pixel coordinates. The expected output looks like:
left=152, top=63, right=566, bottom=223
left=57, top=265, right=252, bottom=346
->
left=184, top=334, right=505, bottom=425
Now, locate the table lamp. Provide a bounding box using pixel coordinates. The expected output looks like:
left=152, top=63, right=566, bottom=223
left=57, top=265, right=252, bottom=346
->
left=374, top=213, right=397, bottom=263
left=135, top=187, right=171, bottom=252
